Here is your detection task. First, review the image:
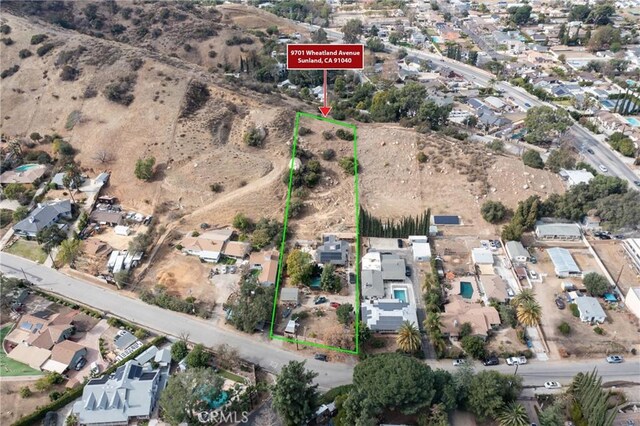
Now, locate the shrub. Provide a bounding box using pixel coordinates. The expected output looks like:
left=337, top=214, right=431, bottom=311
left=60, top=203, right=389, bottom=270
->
left=321, top=149, right=335, bottom=161
left=594, top=326, right=604, bottom=335
left=522, top=149, right=544, bottom=169
left=19, top=49, right=33, bottom=59
left=1, top=65, right=19, bottom=79
left=225, top=35, right=253, bottom=46
left=134, top=157, right=155, bottom=181
left=569, top=303, right=580, bottom=317
left=298, top=126, right=312, bottom=136
left=208, top=50, right=217, bottom=58
left=52, top=139, right=74, bottom=156
left=0, top=24, right=11, bottom=34
left=104, top=74, right=137, bottom=106
left=338, top=156, right=357, bottom=175
left=1, top=37, right=14, bottom=46
left=243, top=126, right=265, bottom=147
left=210, top=183, right=223, bottom=192
left=36, top=43, right=56, bottom=57
left=558, top=321, right=571, bottom=336
left=49, top=391, right=63, bottom=401
left=481, top=200, right=507, bottom=224
left=322, top=130, right=334, bottom=140
left=336, top=128, right=353, bottom=141
left=60, top=65, right=79, bottom=81
left=19, top=387, right=32, bottom=398
left=30, top=34, right=48, bottom=45
left=416, top=151, right=427, bottom=163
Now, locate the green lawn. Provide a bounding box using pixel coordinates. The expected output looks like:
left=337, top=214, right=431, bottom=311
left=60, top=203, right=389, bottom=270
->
left=5, top=239, right=47, bottom=263
left=0, top=325, right=43, bottom=377
left=219, top=369, right=246, bottom=383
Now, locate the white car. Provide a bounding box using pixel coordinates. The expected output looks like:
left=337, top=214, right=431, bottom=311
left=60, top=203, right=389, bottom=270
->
left=452, top=359, right=466, bottom=367
left=506, top=356, right=527, bottom=366
left=598, top=164, right=608, bottom=173
left=544, top=381, right=561, bottom=389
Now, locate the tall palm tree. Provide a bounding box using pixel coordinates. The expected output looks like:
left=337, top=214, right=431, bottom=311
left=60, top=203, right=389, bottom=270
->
left=424, top=312, right=446, bottom=358
left=497, top=402, right=529, bottom=426
left=397, top=321, right=421, bottom=353
left=423, top=311, right=443, bottom=334
left=516, top=300, right=542, bottom=326
left=510, top=289, right=536, bottom=307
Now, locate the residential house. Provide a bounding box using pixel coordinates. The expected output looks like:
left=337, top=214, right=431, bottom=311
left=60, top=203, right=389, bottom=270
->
left=249, top=250, right=280, bottom=286
left=180, top=229, right=233, bottom=263
left=0, top=164, right=47, bottom=185
left=480, top=275, right=510, bottom=303
left=472, top=248, right=494, bottom=275
left=592, top=110, right=632, bottom=135
left=547, top=248, right=581, bottom=278
left=361, top=252, right=408, bottom=298
left=13, top=199, right=73, bottom=238
left=625, top=288, right=640, bottom=320
left=575, top=296, right=606, bottom=323
left=5, top=312, right=76, bottom=350
left=73, top=360, right=161, bottom=425
left=505, top=241, right=529, bottom=263
left=622, top=238, right=640, bottom=274
left=280, top=288, right=300, bottom=306
left=559, top=169, right=594, bottom=187
left=222, top=241, right=251, bottom=259
left=535, top=222, right=582, bottom=241
left=360, top=299, right=418, bottom=333
left=90, top=210, right=124, bottom=226
left=440, top=296, right=500, bottom=340
left=7, top=343, right=52, bottom=370
left=42, top=340, right=87, bottom=374
left=316, top=235, right=348, bottom=266
left=581, top=214, right=601, bottom=231
left=154, top=347, right=172, bottom=367
left=409, top=236, right=431, bottom=262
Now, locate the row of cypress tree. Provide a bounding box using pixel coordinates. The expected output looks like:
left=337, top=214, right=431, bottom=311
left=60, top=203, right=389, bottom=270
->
left=359, top=207, right=431, bottom=238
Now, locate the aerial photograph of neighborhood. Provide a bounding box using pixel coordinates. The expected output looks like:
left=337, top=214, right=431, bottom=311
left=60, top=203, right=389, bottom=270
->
left=0, top=0, right=639, bottom=425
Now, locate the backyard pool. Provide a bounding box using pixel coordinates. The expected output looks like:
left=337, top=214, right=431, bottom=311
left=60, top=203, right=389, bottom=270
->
left=460, top=282, right=474, bottom=299
left=14, top=163, right=40, bottom=172
left=310, top=277, right=321, bottom=289
left=626, top=117, right=640, bottom=127
left=202, top=390, right=229, bottom=409
left=431, top=36, right=443, bottom=43
left=393, top=288, right=408, bottom=303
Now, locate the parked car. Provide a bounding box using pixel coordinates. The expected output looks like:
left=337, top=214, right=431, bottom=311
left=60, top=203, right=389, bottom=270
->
left=634, top=180, right=640, bottom=187
left=282, top=307, right=292, bottom=318
left=555, top=298, right=566, bottom=309
left=90, top=362, right=100, bottom=375
left=506, top=356, right=527, bottom=366
left=330, top=302, right=341, bottom=309
left=74, top=357, right=87, bottom=371
left=530, top=256, right=537, bottom=264
left=524, top=102, right=532, bottom=108
left=397, top=239, right=404, bottom=248
left=544, top=381, right=561, bottom=389
left=598, top=164, right=608, bottom=173
left=314, top=296, right=328, bottom=305
left=606, top=355, right=624, bottom=363
left=314, top=354, right=328, bottom=361
left=452, top=359, right=466, bottom=367
left=586, top=148, right=595, bottom=154
left=483, top=356, right=499, bottom=366
left=405, top=266, right=411, bottom=277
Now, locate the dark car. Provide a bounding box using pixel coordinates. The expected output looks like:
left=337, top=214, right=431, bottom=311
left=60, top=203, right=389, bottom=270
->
left=282, top=307, right=292, bottom=318
left=74, top=357, right=87, bottom=371
left=405, top=266, right=412, bottom=277
left=555, top=298, right=566, bottom=310
left=397, top=239, right=404, bottom=248
left=483, top=356, right=499, bottom=366
left=314, top=296, right=328, bottom=305
left=586, top=148, right=595, bottom=154
left=314, top=354, right=328, bottom=362
left=634, top=180, right=640, bottom=187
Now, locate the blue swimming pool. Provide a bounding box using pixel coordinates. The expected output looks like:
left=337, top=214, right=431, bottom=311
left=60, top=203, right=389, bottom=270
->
left=202, top=390, right=228, bottom=409
left=460, top=282, right=474, bottom=299
left=626, top=117, right=640, bottom=127
left=393, top=289, right=407, bottom=303
left=310, top=277, right=321, bottom=289
left=431, top=36, right=443, bottom=43
left=14, top=163, right=39, bottom=172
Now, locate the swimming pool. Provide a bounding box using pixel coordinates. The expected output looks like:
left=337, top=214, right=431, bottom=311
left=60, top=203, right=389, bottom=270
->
left=393, top=289, right=408, bottom=303
left=431, top=36, right=443, bottom=43
left=460, top=282, right=474, bottom=299
left=14, top=163, right=40, bottom=172
left=600, top=100, right=615, bottom=109
left=626, top=117, right=640, bottom=127
left=310, top=277, right=321, bottom=289
left=202, top=390, right=229, bottom=409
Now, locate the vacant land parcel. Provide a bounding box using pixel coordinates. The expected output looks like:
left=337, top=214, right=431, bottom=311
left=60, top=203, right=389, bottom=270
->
left=270, top=112, right=360, bottom=355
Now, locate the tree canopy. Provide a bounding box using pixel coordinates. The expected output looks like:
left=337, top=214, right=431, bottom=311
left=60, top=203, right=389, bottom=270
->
left=286, top=249, right=314, bottom=285
left=134, top=157, right=155, bottom=181
left=481, top=200, right=507, bottom=224
left=342, top=19, right=363, bottom=43
left=467, top=371, right=522, bottom=421
left=524, top=106, right=572, bottom=145
left=228, top=274, right=274, bottom=333
left=583, top=272, right=609, bottom=297
left=159, top=368, right=224, bottom=425
left=522, top=150, right=544, bottom=169
left=272, top=361, right=319, bottom=426
left=320, top=264, right=341, bottom=293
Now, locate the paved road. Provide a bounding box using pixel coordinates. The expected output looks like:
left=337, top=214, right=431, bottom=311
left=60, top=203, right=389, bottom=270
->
left=2, top=253, right=639, bottom=389
left=303, top=24, right=639, bottom=188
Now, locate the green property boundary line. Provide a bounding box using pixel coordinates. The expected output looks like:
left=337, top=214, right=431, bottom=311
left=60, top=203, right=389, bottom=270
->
left=269, top=111, right=360, bottom=355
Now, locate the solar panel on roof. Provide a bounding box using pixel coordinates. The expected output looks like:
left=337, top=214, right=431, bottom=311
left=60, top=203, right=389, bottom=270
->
left=433, top=215, right=460, bottom=225
left=113, top=366, right=125, bottom=381
left=20, top=322, right=32, bottom=330
left=34, top=323, right=43, bottom=332
left=139, top=372, right=157, bottom=381
left=128, top=364, right=142, bottom=379
left=88, top=376, right=109, bottom=385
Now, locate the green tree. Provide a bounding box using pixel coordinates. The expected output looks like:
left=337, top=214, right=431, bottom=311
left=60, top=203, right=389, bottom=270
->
left=569, top=5, right=591, bottom=21
left=185, top=343, right=210, bottom=368
left=171, top=340, right=188, bottom=361
left=497, top=402, right=529, bottom=426
left=311, top=28, right=328, bottom=43
left=134, top=157, right=155, bottom=181
left=461, top=335, right=486, bottom=359
left=342, top=19, right=363, bottom=43
left=583, top=272, right=609, bottom=296
left=12, top=206, right=29, bottom=222
left=228, top=274, right=274, bottom=333
left=481, top=200, right=507, bottom=224
left=250, top=217, right=281, bottom=249
left=159, top=368, right=224, bottom=424
left=272, top=361, right=319, bottom=426
left=36, top=226, right=67, bottom=253
left=516, top=300, right=542, bottom=326
left=538, top=402, right=564, bottom=426
left=546, top=147, right=576, bottom=172
left=19, top=386, right=32, bottom=398
left=510, top=289, right=536, bottom=307
left=336, top=303, right=353, bottom=325
left=524, top=106, right=572, bottom=145
left=58, top=238, right=82, bottom=267
left=233, top=212, right=253, bottom=232
left=3, top=183, right=26, bottom=200
left=320, top=264, right=341, bottom=293
left=468, top=371, right=522, bottom=421
left=508, top=5, right=532, bottom=25
left=286, top=249, right=314, bottom=285
left=558, top=321, right=571, bottom=336
left=522, top=150, right=544, bottom=169
left=29, top=132, right=42, bottom=142
left=366, top=37, right=385, bottom=52
left=338, top=156, right=357, bottom=175
left=397, top=321, right=421, bottom=353
left=351, top=353, right=435, bottom=416
left=587, top=25, right=621, bottom=52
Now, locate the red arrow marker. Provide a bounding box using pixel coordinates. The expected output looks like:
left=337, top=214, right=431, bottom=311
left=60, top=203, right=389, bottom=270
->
left=319, top=69, right=332, bottom=117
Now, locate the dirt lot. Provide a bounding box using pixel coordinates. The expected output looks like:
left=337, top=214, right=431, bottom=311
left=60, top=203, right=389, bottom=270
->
left=591, top=239, right=640, bottom=295
left=0, top=380, right=67, bottom=425
left=485, top=327, right=528, bottom=356
left=533, top=248, right=640, bottom=358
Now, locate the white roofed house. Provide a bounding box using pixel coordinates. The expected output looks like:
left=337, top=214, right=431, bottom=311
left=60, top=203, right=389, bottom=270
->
left=472, top=248, right=494, bottom=275
left=575, top=296, right=606, bottom=324
left=535, top=222, right=582, bottom=241
left=505, top=241, right=529, bottom=263
left=409, top=236, right=431, bottom=262
left=361, top=299, right=418, bottom=333
left=547, top=247, right=581, bottom=278
left=179, top=229, right=233, bottom=263
left=559, top=169, right=594, bottom=187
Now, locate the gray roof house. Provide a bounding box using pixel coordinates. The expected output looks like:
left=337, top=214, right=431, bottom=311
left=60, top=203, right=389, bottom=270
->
left=547, top=248, right=581, bottom=277
left=535, top=222, right=582, bottom=241
left=505, top=241, right=529, bottom=263
left=281, top=288, right=300, bottom=305
left=381, top=255, right=406, bottom=281
left=73, top=360, right=161, bottom=425
left=361, top=299, right=418, bottom=333
left=316, top=235, right=348, bottom=265
left=362, top=269, right=384, bottom=299
left=575, top=296, right=606, bottom=324
left=13, top=200, right=72, bottom=238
